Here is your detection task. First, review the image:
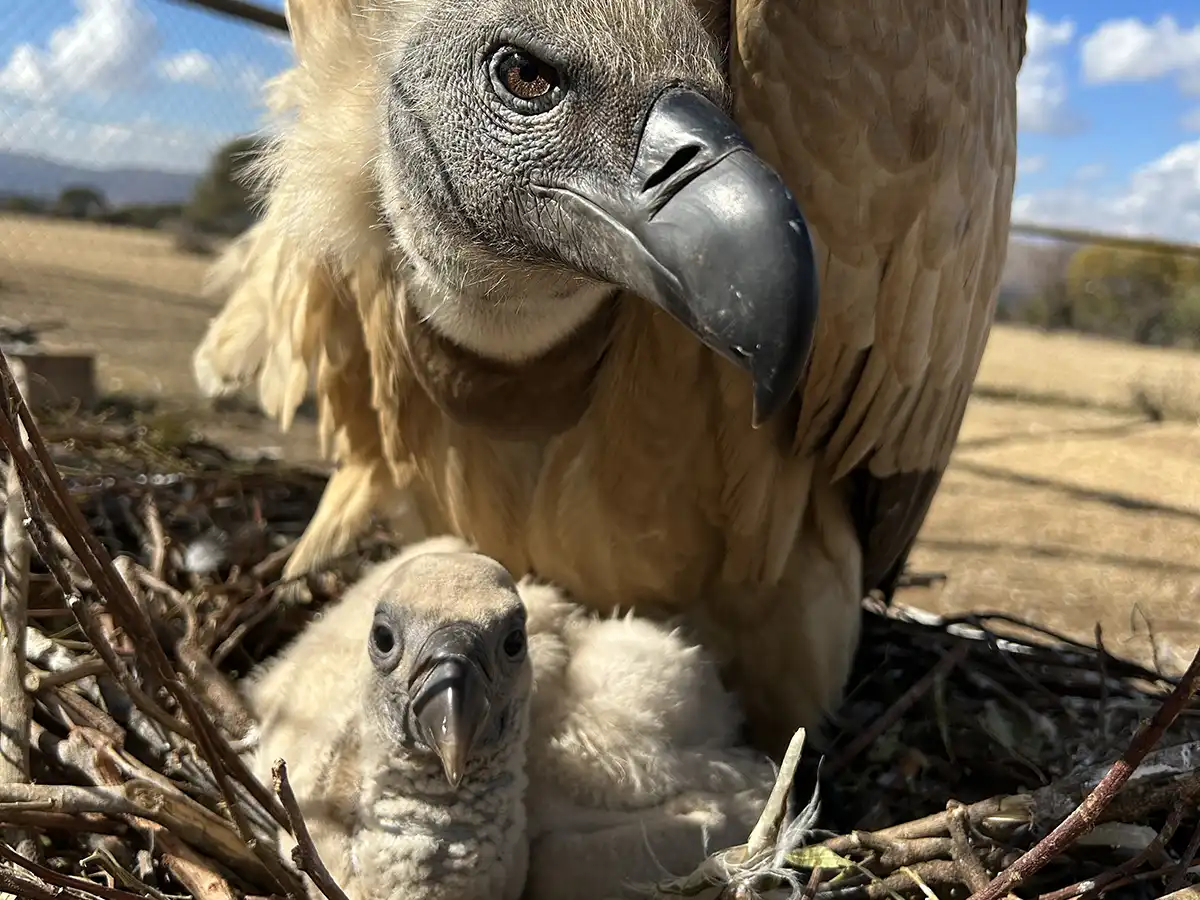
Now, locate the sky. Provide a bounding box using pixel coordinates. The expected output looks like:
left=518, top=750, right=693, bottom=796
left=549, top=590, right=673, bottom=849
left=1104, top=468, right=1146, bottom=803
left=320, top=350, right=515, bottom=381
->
left=0, top=1, right=1199, bottom=242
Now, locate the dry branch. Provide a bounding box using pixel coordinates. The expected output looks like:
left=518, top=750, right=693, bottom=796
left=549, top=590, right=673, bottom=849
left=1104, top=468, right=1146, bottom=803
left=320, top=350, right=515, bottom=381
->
left=272, top=761, right=350, bottom=900
left=966, top=646, right=1200, bottom=900
left=0, top=357, right=34, bottom=858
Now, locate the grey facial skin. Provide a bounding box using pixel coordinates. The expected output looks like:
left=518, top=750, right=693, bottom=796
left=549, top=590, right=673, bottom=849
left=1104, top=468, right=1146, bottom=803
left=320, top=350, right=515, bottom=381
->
left=379, top=0, right=819, bottom=425
left=366, top=592, right=529, bottom=788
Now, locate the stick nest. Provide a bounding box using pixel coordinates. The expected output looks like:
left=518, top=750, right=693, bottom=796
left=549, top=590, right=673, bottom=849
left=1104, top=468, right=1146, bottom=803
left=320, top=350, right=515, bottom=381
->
left=0, top=352, right=1196, bottom=900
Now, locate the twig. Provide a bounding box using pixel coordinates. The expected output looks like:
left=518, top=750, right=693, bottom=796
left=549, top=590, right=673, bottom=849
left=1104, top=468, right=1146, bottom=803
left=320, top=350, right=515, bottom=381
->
left=0, top=864, right=91, bottom=900
left=947, top=804, right=991, bottom=893
left=802, top=866, right=825, bottom=900
left=272, top=760, right=351, bottom=900
left=1166, top=815, right=1200, bottom=893
left=0, top=842, right=146, bottom=900
left=27, top=658, right=110, bottom=690
left=965, top=645, right=1200, bottom=900
left=0, top=357, right=34, bottom=858
left=0, top=350, right=292, bottom=837
left=822, top=796, right=1034, bottom=854
left=1034, top=797, right=1184, bottom=900
left=0, top=781, right=272, bottom=885
left=155, top=832, right=238, bottom=900
left=820, top=860, right=964, bottom=900
left=826, top=643, right=971, bottom=776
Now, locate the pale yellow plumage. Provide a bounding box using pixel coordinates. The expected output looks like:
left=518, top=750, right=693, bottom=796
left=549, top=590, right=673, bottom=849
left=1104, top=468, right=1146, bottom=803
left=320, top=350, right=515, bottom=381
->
left=197, top=0, right=1026, bottom=756
left=247, top=537, right=774, bottom=900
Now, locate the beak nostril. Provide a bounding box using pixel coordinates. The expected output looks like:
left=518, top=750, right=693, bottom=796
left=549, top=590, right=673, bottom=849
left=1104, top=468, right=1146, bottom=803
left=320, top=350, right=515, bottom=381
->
left=642, top=144, right=702, bottom=192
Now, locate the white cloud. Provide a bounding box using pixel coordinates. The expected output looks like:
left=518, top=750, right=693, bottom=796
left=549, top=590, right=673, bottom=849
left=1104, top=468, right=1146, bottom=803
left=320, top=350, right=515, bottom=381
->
left=0, top=0, right=276, bottom=174
left=1081, top=16, right=1200, bottom=88
left=232, top=61, right=268, bottom=96
left=1019, top=14, right=1084, bottom=135
left=0, top=0, right=159, bottom=103
left=1012, top=139, right=1200, bottom=244
left=158, top=50, right=218, bottom=86
left=1018, top=155, right=1048, bottom=175
left=1073, top=163, right=1106, bottom=181
left=0, top=105, right=236, bottom=173
left=0, top=0, right=268, bottom=105
left=1081, top=15, right=1200, bottom=130
left=158, top=51, right=267, bottom=96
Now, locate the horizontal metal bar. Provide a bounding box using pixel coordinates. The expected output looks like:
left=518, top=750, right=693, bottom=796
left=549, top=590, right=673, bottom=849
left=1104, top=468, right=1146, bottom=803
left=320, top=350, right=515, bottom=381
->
left=1010, top=222, right=1200, bottom=258
left=158, top=0, right=288, bottom=32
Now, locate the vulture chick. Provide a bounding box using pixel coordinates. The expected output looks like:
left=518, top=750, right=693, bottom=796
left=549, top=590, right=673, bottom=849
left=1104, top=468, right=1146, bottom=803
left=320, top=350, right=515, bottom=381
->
left=247, top=540, right=533, bottom=900
left=198, top=0, right=1027, bottom=755
left=247, top=537, right=777, bottom=900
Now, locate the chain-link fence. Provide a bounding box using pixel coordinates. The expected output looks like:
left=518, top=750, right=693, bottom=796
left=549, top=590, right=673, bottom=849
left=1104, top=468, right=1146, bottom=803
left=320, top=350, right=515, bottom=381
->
left=0, top=0, right=291, bottom=401
left=0, top=0, right=1198, bottom=668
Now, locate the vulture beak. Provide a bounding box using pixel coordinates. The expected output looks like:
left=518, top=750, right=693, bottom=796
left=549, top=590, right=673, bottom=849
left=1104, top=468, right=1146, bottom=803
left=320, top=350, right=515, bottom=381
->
left=410, top=625, right=492, bottom=788
left=538, top=87, right=819, bottom=426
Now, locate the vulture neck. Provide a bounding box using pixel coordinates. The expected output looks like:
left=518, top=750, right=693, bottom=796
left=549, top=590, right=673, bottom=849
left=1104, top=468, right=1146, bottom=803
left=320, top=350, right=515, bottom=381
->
left=400, top=284, right=619, bottom=442
left=355, top=732, right=529, bottom=900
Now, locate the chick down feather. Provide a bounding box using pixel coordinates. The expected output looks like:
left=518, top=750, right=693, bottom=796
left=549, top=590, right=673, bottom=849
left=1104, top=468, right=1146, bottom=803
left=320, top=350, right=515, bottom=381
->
left=245, top=538, right=532, bottom=900
left=246, top=536, right=776, bottom=900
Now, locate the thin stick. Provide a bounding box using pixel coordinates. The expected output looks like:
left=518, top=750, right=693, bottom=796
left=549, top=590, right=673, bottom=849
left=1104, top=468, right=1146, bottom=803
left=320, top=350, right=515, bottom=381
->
left=0, top=349, right=291, bottom=836
left=1166, top=815, right=1200, bottom=893
left=947, top=804, right=991, bottom=894
left=826, top=643, right=971, bottom=776
left=0, top=865, right=88, bottom=900
left=156, top=832, right=238, bottom=900
left=272, top=760, right=352, bottom=900
left=0, top=357, right=33, bottom=857
left=1034, top=798, right=1184, bottom=900
left=0, top=842, right=146, bottom=900
left=966, top=645, right=1200, bottom=900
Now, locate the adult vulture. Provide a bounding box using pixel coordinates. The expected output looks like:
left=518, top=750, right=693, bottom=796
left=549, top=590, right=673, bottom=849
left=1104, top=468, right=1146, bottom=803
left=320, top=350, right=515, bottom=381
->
left=194, top=0, right=1026, bottom=756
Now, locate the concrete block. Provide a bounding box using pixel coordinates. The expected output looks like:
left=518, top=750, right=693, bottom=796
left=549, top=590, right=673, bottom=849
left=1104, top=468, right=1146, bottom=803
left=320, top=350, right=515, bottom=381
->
left=7, top=351, right=97, bottom=410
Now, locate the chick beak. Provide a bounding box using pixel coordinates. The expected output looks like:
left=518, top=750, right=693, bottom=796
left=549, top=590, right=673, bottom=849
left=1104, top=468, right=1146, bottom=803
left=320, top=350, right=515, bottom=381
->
left=411, top=647, right=491, bottom=787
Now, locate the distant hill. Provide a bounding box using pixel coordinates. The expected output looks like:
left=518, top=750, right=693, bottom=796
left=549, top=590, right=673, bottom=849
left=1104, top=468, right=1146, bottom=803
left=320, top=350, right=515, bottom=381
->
left=0, top=150, right=199, bottom=207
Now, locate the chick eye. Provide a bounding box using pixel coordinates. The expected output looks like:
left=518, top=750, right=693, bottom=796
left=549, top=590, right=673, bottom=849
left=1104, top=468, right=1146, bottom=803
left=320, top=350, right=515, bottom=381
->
left=491, top=48, right=562, bottom=113
left=502, top=627, right=526, bottom=660
left=371, top=623, right=396, bottom=656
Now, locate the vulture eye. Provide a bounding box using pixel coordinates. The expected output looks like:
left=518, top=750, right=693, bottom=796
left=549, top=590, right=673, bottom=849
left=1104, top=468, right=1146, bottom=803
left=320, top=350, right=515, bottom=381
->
left=490, top=47, right=563, bottom=113
left=502, top=626, right=526, bottom=660
left=372, top=624, right=395, bottom=655
left=369, top=615, right=402, bottom=672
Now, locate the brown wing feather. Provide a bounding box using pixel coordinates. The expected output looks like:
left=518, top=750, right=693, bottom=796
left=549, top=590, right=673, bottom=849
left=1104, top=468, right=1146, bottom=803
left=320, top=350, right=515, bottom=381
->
left=727, top=0, right=1027, bottom=594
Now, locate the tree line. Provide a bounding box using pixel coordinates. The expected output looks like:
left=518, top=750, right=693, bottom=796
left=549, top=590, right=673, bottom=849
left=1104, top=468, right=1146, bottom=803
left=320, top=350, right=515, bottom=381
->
left=0, top=136, right=267, bottom=248
left=997, top=241, right=1200, bottom=350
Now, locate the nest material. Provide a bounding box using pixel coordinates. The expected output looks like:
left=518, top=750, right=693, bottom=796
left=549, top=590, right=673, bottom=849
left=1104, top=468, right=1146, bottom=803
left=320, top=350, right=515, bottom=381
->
left=0, top=349, right=1197, bottom=900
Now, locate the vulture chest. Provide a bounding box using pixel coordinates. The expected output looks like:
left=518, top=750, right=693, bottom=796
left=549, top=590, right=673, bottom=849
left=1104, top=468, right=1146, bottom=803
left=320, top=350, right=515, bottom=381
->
left=399, top=301, right=805, bottom=621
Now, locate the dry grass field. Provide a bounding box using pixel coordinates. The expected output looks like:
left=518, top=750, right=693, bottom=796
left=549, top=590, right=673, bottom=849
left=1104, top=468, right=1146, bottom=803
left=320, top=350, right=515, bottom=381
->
left=2, top=213, right=1198, bottom=676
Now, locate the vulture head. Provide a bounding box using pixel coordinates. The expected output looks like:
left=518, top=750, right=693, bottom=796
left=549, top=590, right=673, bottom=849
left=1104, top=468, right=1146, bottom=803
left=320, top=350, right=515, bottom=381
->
left=364, top=548, right=532, bottom=787
left=264, top=0, right=819, bottom=424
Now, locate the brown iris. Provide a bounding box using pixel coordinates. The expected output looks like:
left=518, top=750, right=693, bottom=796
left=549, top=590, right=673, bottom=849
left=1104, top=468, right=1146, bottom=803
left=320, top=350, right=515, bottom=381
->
left=499, top=51, right=559, bottom=102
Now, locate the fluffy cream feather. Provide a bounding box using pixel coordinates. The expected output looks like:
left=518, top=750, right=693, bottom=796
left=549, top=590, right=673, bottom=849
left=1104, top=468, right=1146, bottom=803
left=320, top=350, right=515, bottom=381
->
left=246, top=536, right=776, bottom=900
left=200, top=0, right=1026, bottom=756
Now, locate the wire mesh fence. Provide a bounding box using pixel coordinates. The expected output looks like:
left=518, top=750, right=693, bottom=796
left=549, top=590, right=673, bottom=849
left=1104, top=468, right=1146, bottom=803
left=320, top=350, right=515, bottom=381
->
left=0, top=0, right=293, bottom=398
left=0, top=0, right=288, bottom=247
left=0, top=0, right=1199, bottom=657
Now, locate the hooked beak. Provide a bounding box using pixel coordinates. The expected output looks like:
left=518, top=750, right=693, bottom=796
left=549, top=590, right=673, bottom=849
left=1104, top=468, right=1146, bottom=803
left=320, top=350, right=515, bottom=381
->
left=539, top=87, right=819, bottom=426
left=410, top=626, right=492, bottom=788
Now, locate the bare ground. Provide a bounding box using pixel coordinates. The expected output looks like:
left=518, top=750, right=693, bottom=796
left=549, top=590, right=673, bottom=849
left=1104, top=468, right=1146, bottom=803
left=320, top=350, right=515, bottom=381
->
left=2, top=213, right=1197, bottom=675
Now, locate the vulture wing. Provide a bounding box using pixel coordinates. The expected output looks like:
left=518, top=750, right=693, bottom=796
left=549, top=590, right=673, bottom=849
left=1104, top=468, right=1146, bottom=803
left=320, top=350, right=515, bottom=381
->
left=726, top=2, right=1027, bottom=595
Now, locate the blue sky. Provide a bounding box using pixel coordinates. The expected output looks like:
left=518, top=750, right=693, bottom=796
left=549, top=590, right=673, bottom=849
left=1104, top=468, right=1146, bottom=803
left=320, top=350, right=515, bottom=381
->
left=1, top=0, right=1198, bottom=240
